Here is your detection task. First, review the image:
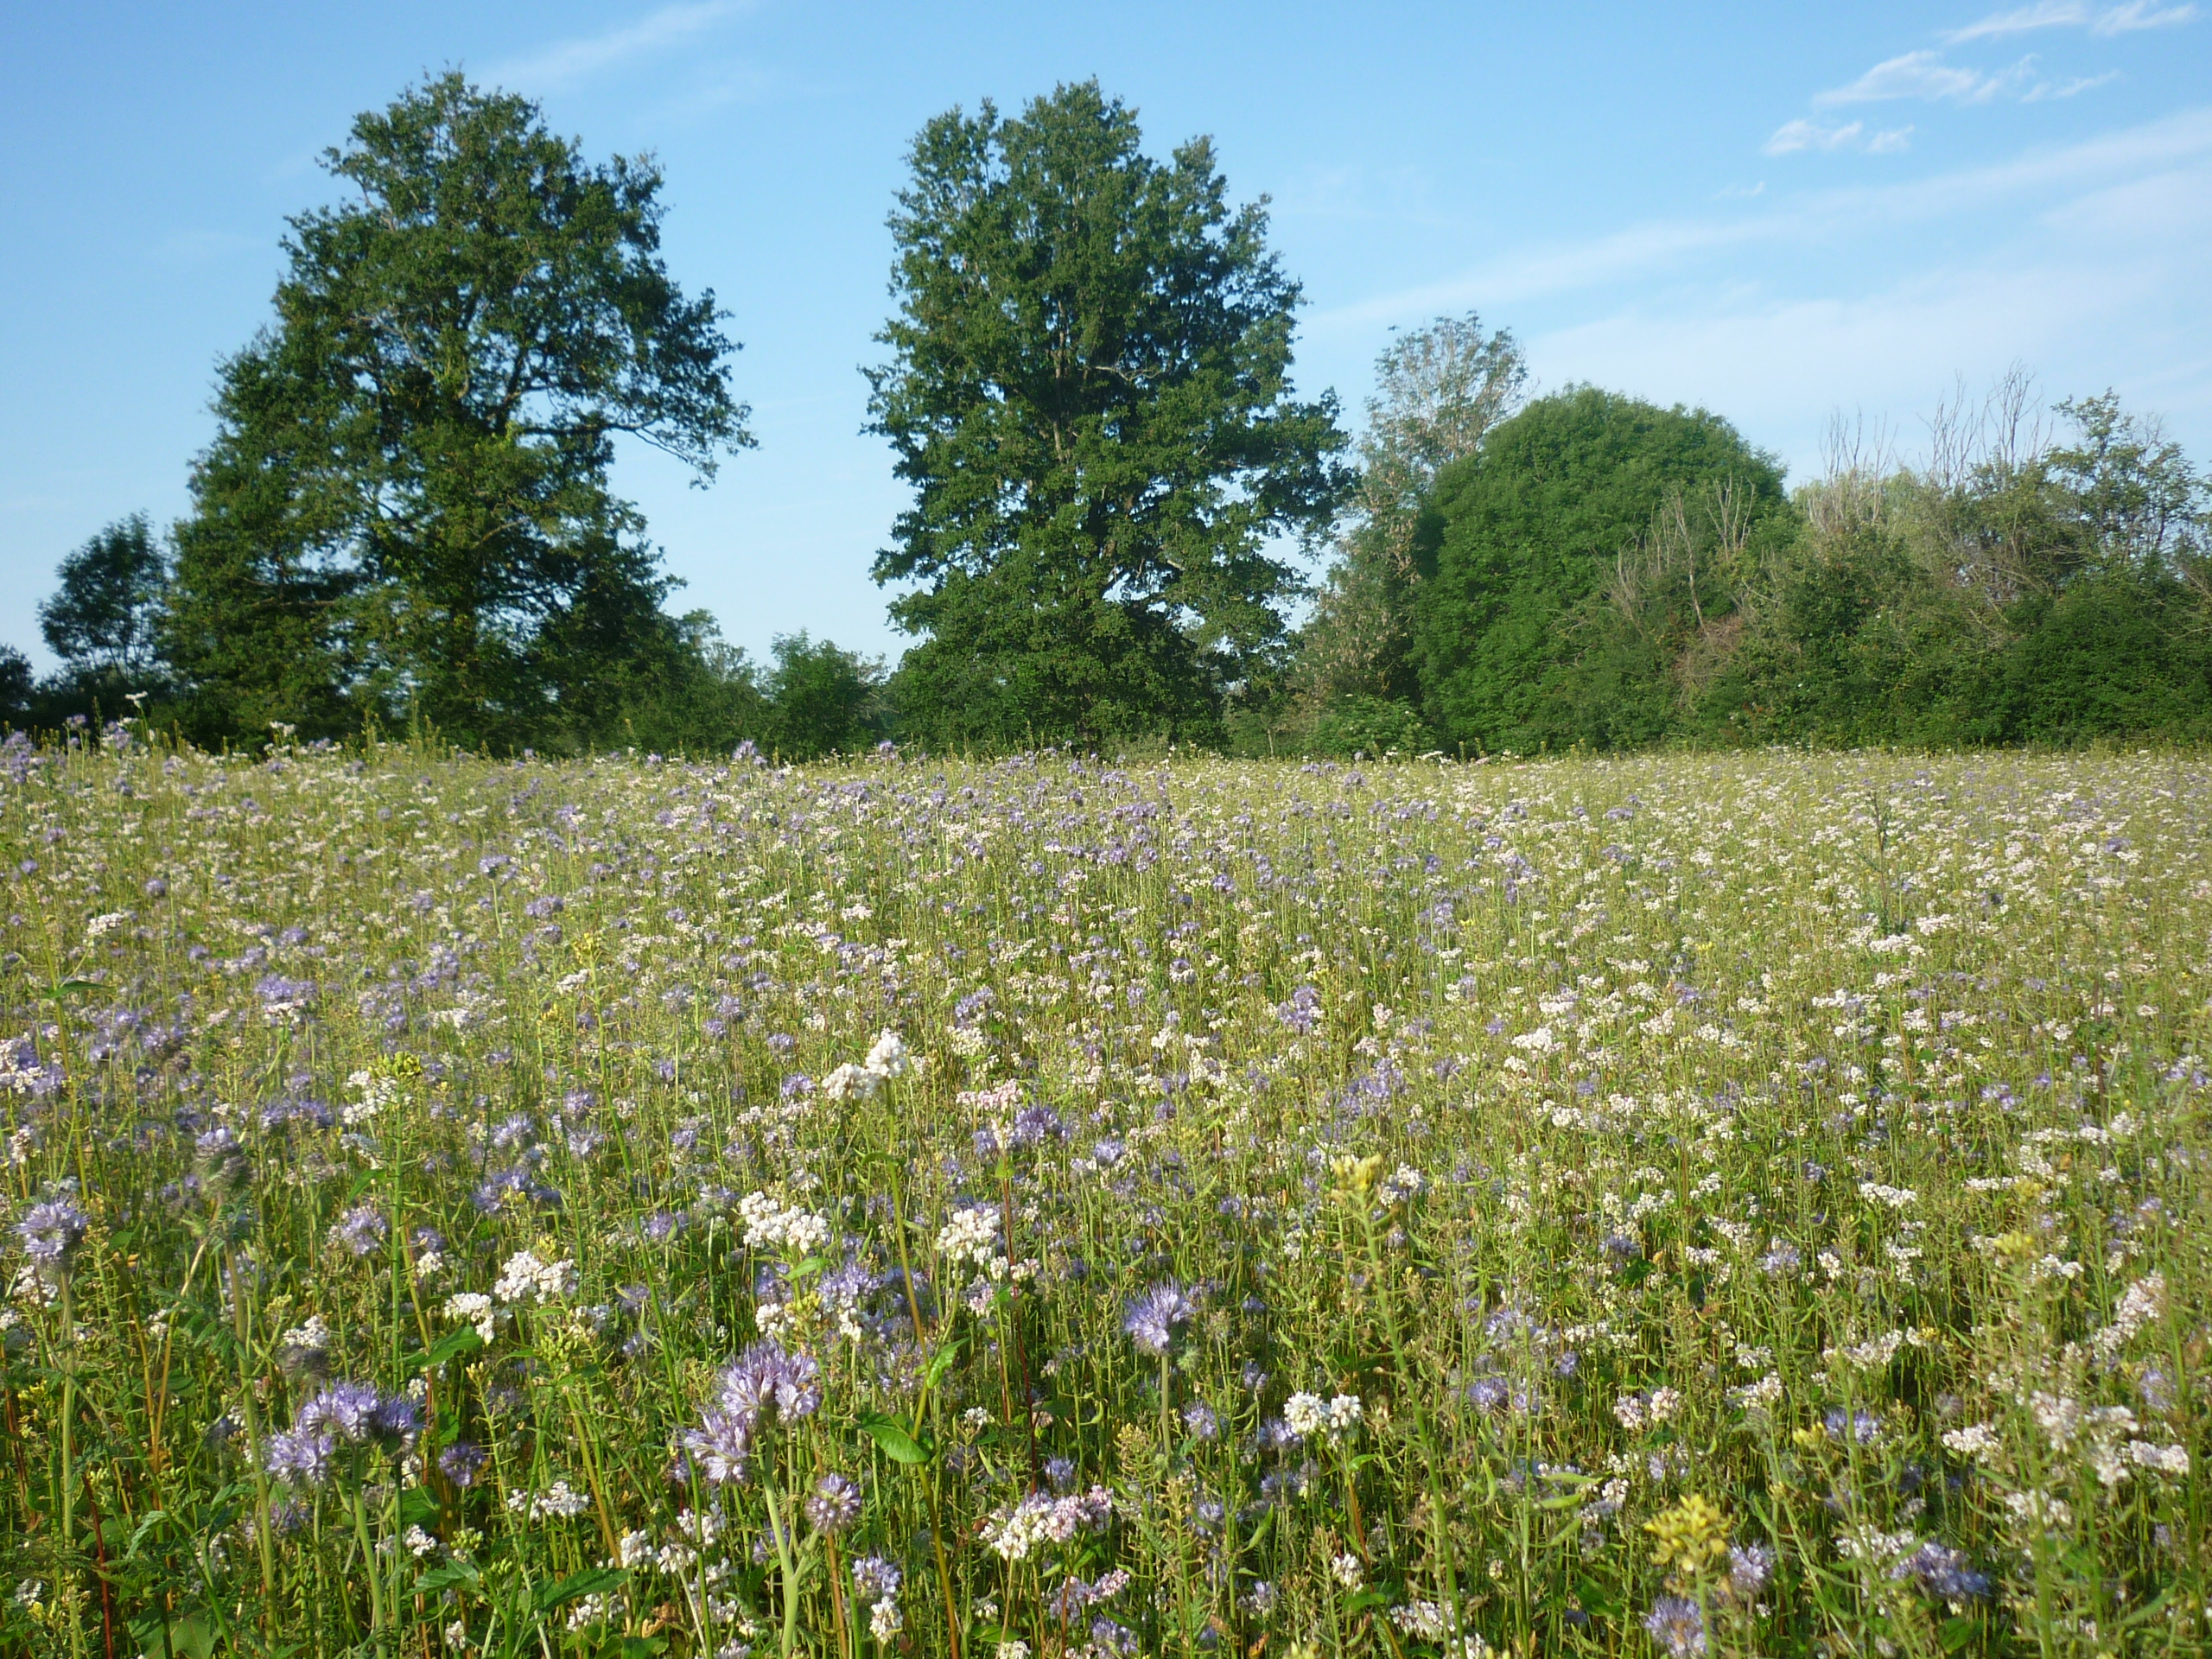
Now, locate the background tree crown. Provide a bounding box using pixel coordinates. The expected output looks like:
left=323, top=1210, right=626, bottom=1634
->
left=867, top=80, right=1349, bottom=746
left=164, top=73, right=751, bottom=749
left=40, top=514, right=168, bottom=678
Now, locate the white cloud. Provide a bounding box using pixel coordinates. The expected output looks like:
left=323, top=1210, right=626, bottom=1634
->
left=1314, top=107, right=2212, bottom=325
left=1766, top=118, right=1862, bottom=154
left=1943, top=2, right=2092, bottom=42
left=1815, top=49, right=2036, bottom=105
left=1313, top=107, right=2212, bottom=474
left=1764, top=118, right=1914, bottom=155
left=2022, top=69, right=2125, bottom=98
left=490, top=2, right=750, bottom=92
left=2090, top=2, right=2199, bottom=34
left=1942, top=1, right=2196, bottom=41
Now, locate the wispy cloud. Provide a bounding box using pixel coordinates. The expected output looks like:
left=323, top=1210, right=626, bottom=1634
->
left=1314, top=106, right=2212, bottom=329
left=1815, top=49, right=2037, bottom=105
left=2023, top=69, right=2125, bottom=97
left=1764, top=118, right=1915, bottom=156
left=1942, top=1, right=2197, bottom=43
left=490, top=2, right=750, bottom=92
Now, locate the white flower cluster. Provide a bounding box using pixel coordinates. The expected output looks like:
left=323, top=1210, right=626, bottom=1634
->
left=1611, top=1387, right=1681, bottom=1430
left=617, top=1530, right=702, bottom=1574
left=342, top=1070, right=403, bottom=1128
left=1730, top=1372, right=1783, bottom=1413
left=738, top=1192, right=831, bottom=1256
left=1858, top=1182, right=1917, bottom=1211
left=442, top=1292, right=498, bottom=1342
left=1942, top=1422, right=2001, bottom=1462
left=935, top=1205, right=1001, bottom=1269
left=506, top=1479, right=591, bottom=1520
left=1390, top=1601, right=1451, bottom=1639
left=823, top=1031, right=916, bottom=1103
left=2126, top=1440, right=2190, bottom=1475
left=2091, top=1272, right=2164, bottom=1357
left=1377, top=1164, right=1427, bottom=1206
left=1283, top=1391, right=1363, bottom=1440
left=978, top=1486, right=1114, bottom=1561
left=493, top=1249, right=579, bottom=1305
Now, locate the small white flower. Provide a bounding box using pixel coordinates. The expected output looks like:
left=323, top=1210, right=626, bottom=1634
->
left=1942, top=1423, right=2001, bottom=1462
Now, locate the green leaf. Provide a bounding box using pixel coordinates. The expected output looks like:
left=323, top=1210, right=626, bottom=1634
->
left=399, top=1484, right=442, bottom=1529
left=860, top=1413, right=934, bottom=1465
left=922, top=1335, right=966, bottom=1391
left=125, top=1613, right=217, bottom=1659
left=620, top=1639, right=669, bottom=1659
left=1940, top=1615, right=1979, bottom=1652
left=414, top=1561, right=481, bottom=1596
left=404, top=1325, right=484, bottom=1371
left=535, top=1566, right=626, bottom=1614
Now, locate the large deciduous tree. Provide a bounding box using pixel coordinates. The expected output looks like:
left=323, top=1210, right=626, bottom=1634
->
left=41, top=514, right=169, bottom=682
left=167, top=73, right=749, bottom=747
left=868, top=81, right=1349, bottom=747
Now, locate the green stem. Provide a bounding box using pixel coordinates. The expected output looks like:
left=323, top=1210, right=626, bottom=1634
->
left=353, top=1479, right=384, bottom=1636
left=225, top=1247, right=279, bottom=1623
left=58, top=1273, right=83, bottom=1659
left=763, top=1465, right=802, bottom=1659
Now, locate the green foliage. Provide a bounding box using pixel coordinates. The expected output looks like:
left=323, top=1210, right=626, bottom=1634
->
left=165, top=73, right=748, bottom=752
left=1299, top=314, right=1525, bottom=711
left=868, top=81, right=1350, bottom=747
left=759, top=632, right=887, bottom=760
left=39, top=515, right=168, bottom=678
left=1411, top=387, right=1792, bottom=751
left=0, top=646, right=30, bottom=723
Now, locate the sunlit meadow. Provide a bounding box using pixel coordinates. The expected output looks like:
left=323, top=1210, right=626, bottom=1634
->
left=1, top=729, right=2207, bottom=1659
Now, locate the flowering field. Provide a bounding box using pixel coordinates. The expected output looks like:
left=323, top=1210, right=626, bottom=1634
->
left=1, top=734, right=2207, bottom=1659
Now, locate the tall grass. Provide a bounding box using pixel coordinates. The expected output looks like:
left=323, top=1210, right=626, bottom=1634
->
left=0, top=726, right=2204, bottom=1658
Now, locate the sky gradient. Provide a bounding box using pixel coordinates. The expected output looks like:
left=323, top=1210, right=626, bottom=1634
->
left=3, top=1, right=2207, bottom=670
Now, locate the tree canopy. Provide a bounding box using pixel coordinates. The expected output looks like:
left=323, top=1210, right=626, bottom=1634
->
left=166, top=72, right=749, bottom=749
left=868, top=81, right=1350, bottom=747
left=40, top=515, right=168, bottom=683
left=1411, top=388, right=1793, bottom=751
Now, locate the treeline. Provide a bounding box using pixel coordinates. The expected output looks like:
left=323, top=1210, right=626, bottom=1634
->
left=1272, top=357, right=2212, bottom=755
left=10, top=75, right=2208, bottom=757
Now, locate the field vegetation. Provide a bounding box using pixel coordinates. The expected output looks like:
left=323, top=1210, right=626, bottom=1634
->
left=0, top=733, right=2206, bottom=1658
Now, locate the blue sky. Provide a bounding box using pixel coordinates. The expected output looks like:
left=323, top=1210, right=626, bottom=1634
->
left=3, top=1, right=2207, bottom=669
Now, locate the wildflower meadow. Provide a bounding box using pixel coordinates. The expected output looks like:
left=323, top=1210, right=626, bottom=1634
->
left=1, top=728, right=2206, bottom=1659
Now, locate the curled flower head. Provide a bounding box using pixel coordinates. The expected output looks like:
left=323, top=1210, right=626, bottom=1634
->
left=439, top=1440, right=487, bottom=1488
left=1643, top=1595, right=1707, bottom=1657
left=264, top=1425, right=335, bottom=1487
left=1726, top=1544, right=1774, bottom=1599
left=852, top=1554, right=903, bottom=1604
left=16, top=1198, right=88, bottom=1276
left=194, top=1128, right=250, bottom=1194
left=1123, top=1281, right=1195, bottom=1357
left=328, top=1205, right=388, bottom=1258
left=682, top=1338, right=822, bottom=1485
left=806, top=1471, right=862, bottom=1535
left=1895, top=1541, right=1991, bottom=1605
